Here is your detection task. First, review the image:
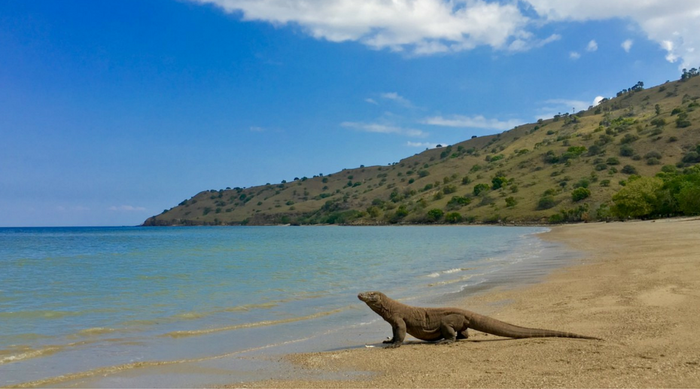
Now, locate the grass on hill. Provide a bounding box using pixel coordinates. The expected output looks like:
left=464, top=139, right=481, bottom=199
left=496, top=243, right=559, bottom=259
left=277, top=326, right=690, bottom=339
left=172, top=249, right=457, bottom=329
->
left=145, top=72, right=700, bottom=226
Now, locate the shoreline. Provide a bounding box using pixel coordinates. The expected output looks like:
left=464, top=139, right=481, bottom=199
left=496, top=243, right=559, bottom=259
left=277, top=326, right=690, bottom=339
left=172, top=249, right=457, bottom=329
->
left=232, top=218, right=700, bottom=388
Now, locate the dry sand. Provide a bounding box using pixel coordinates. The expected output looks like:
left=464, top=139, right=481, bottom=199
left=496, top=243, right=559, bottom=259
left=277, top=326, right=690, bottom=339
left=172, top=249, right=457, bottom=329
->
left=231, top=218, right=700, bottom=388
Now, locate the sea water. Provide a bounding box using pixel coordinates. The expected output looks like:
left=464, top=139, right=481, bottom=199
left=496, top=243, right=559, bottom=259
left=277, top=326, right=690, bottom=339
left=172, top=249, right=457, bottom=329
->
left=0, top=226, right=572, bottom=387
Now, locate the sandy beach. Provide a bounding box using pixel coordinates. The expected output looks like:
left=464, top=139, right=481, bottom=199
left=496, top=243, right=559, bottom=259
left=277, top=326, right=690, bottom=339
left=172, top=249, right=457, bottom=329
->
left=232, top=218, right=700, bottom=388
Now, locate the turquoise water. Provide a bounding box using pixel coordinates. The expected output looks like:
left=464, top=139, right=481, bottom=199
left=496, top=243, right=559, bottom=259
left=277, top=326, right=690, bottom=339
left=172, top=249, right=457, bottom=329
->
left=0, top=226, right=563, bottom=387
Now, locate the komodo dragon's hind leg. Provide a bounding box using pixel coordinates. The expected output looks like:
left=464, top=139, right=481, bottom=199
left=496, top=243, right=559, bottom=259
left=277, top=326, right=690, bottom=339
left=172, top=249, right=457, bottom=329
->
left=437, top=314, right=469, bottom=344
left=437, top=321, right=459, bottom=344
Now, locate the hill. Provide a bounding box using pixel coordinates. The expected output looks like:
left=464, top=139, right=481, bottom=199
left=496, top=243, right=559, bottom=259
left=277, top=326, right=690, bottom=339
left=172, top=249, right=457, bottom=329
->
left=144, top=72, right=700, bottom=226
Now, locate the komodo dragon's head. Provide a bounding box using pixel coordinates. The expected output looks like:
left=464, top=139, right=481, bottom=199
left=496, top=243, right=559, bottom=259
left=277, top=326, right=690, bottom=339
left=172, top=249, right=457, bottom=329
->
left=357, top=291, right=385, bottom=307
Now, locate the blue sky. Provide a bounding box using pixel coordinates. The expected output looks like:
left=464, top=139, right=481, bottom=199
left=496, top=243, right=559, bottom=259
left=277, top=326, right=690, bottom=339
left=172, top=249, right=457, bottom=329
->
left=1, top=0, right=698, bottom=226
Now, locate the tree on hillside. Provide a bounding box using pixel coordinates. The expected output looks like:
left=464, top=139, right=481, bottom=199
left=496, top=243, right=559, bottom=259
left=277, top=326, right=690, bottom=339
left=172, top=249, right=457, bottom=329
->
left=677, top=184, right=700, bottom=215
left=571, top=187, right=591, bottom=202
left=491, top=175, right=508, bottom=190
left=473, top=183, right=490, bottom=196
left=426, top=209, right=444, bottom=222
left=612, top=177, right=663, bottom=218
left=445, top=212, right=462, bottom=223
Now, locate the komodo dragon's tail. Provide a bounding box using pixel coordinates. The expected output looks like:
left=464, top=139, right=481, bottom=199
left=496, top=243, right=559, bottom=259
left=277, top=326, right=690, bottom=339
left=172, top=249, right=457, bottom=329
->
left=468, top=312, right=601, bottom=340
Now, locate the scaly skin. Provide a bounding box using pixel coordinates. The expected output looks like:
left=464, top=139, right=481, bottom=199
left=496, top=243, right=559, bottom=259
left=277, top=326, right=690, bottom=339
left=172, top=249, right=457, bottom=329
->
left=358, top=291, right=601, bottom=348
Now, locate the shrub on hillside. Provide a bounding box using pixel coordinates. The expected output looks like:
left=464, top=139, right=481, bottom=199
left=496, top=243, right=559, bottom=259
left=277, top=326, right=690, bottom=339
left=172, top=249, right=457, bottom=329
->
left=620, top=134, right=639, bottom=144
left=426, top=209, right=444, bottom=222
left=621, top=165, right=638, bottom=175
left=366, top=206, right=381, bottom=218
left=446, top=196, right=471, bottom=210
left=442, top=185, right=458, bottom=194
left=587, top=145, right=603, bottom=156
left=537, top=195, right=556, bottom=210
left=444, top=212, right=463, bottom=223
left=676, top=112, right=691, bottom=128
left=681, top=148, right=700, bottom=164
left=574, top=178, right=590, bottom=188
left=473, top=183, right=490, bottom=196
left=571, top=187, right=591, bottom=202
left=387, top=205, right=409, bottom=224
left=644, top=151, right=662, bottom=160
left=620, top=145, right=635, bottom=157
left=650, top=118, right=666, bottom=127
left=491, top=175, right=508, bottom=190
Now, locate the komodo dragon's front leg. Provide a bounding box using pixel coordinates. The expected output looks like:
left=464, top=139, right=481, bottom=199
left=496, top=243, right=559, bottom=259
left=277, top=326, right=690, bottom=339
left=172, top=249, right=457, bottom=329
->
left=383, top=317, right=406, bottom=348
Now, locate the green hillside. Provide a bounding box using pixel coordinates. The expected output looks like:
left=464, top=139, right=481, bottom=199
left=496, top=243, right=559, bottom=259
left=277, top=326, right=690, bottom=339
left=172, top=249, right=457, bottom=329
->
left=144, top=72, right=700, bottom=226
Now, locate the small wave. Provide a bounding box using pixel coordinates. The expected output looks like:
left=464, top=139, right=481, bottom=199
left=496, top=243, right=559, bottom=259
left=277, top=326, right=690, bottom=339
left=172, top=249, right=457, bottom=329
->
left=425, top=267, right=471, bottom=278
left=459, top=278, right=487, bottom=291
left=0, top=333, right=51, bottom=344
left=150, top=301, right=283, bottom=323
left=76, top=327, right=117, bottom=336
left=427, top=273, right=483, bottom=287
left=0, top=345, right=61, bottom=365
left=0, top=310, right=81, bottom=320
left=528, top=227, right=551, bottom=235
left=172, top=312, right=207, bottom=320
left=7, top=335, right=320, bottom=388
left=221, top=301, right=279, bottom=312
left=162, top=307, right=347, bottom=338
left=0, top=337, right=121, bottom=366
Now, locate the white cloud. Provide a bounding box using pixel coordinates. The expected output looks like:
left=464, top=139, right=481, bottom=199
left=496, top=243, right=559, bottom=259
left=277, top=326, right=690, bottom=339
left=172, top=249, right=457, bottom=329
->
left=249, top=126, right=266, bottom=132
left=193, top=0, right=700, bottom=66
left=593, top=96, right=605, bottom=106
left=407, top=141, right=440, bottom=148
left=109, top=205, right=147, bottom=212
left=508, top=33, right=561, bottom=52
left=621, top=39, right=634, bottom=53
left=525, top=0, right=700, bottom=67
left=56, top=205, right=90, bottom=212
left=192, top=0, right=535, bottom=55
left=586, top=40, right=598, bottom=52
left=341, top=121, right=427, bottom=137
left=380, top=92, right=413, bottom=107
left=423, top=115, right=521, bottom=131
left=569, top=51, right=581, bottom=60
left=661, top=40, right=677, bottom=62
left=545, top=99, right=592, bottom=111
left=365, top=98, right=378, bottom=105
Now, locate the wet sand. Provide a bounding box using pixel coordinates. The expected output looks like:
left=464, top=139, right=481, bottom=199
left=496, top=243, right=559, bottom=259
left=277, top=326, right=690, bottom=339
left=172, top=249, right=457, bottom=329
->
left=231, top=218, right=700, bottom=388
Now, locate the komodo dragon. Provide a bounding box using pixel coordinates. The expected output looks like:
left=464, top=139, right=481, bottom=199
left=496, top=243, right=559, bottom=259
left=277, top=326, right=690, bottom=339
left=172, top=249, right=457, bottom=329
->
left=358, top=291, right=600, bottom=348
